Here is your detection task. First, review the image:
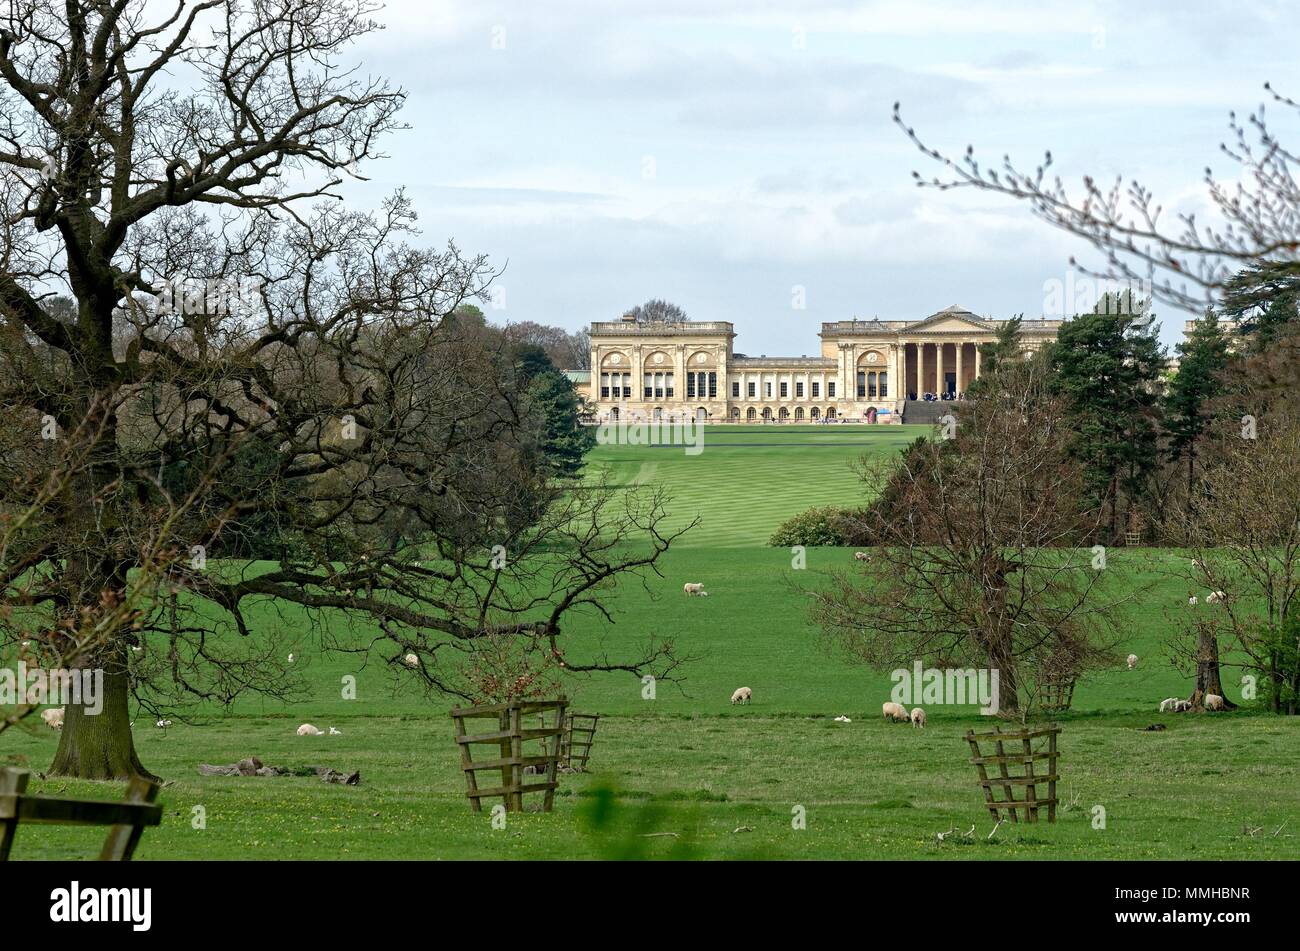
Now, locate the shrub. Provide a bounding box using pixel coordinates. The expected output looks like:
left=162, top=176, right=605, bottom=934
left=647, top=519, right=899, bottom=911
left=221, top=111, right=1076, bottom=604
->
left=769, top=506, right=864, bottom=547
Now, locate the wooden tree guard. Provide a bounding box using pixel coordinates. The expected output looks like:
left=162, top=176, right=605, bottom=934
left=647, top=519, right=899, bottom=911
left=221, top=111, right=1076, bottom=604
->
left=964, top=723, right=1060, bottom=824
left=1037, top=678, right=1076, bottom=713
left=451, top=699, right=568, bottom=813
left=0, top=767, right=162, bottom=861
left=564, top=713, right=600, bottom=771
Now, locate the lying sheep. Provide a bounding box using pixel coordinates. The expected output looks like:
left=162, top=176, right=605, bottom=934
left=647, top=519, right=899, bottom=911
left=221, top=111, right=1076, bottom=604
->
left=910, top=707, right=926, bottom=728
left=1204, top=694, right=1226, bottom=711
left=297, top=723, right=324, bottom=736
left=882, top=701, right=909, bottom=723
left=854, top=552, right=869, bottom=561
left=40, top=707, right=64, bottom=730
left=683, top=582, right=704, bottom=596
left=403, top=653, right=419, bottom=668
left=1206, top=591, right=1227, bottom=604
left=1127, top=653, right=1139, bottom=670
left=730, top=686, right=752, bottom=705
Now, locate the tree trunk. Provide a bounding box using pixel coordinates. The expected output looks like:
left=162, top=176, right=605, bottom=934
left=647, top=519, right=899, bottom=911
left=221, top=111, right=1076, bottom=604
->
left=1189, top=625, right=1236, bottom=711
left=49, top=654, right=157, bottom=781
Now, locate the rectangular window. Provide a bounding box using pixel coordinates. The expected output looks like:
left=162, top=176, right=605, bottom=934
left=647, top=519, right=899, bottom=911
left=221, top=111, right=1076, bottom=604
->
left=878, top=373, right=888, bottom=398
left=857, top=372, right=866, bottom=399
left=644, top=373, right=653, bottom=399
left=666, top=373, right=674, bottom=398
left=732, top=381, right=740, bottom=398
left=812, top=381, right=820, bottom=398
left=828, top=382, right=836, bottom=398
left=780, top=381, right=788, bottom=398
left=708, top=372, right=717, bottom=398
left=747, top=381, right=756, bottom=398
left=601, top=373, right=610, bottom=399
left=796, top=381, right=804, bottom=398
left=687, top=374, right=696, bottom=398
left=765, top=382, right=773, bottom=398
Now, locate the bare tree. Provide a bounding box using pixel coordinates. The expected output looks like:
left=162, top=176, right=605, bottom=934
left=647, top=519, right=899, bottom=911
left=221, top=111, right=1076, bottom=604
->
left=808, top=358, right=1129, bottom=716
left=893, top=87, right=1300, bottom=312
left=0, top=1, right=687, bottom=780
left=626, top=299, right=688, bottom=325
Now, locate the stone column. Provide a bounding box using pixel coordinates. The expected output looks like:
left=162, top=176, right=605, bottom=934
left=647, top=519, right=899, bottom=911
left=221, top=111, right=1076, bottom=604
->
left=956, top=341, right=964, bottom=396
left=975, top=344, right=981, bottom=381
left=935, top=341, right=943, bottom=395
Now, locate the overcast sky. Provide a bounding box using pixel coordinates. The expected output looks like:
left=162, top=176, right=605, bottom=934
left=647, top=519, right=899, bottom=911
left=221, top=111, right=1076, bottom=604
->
left=337, top=0, right=1295, bottom=357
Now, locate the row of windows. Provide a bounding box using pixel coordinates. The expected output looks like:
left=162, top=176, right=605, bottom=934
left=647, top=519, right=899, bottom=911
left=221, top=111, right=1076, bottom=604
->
left=604, top=373, right=844, bottom=401
left=856, top=371, right=888, bottom=399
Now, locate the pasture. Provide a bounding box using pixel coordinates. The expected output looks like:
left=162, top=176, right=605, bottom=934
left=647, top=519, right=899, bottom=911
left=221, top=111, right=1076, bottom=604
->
left=4, top=424, right=1299, bottom=860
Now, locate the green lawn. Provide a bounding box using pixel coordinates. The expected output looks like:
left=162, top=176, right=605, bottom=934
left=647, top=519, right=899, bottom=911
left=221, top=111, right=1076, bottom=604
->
left=4, top=423, right=1299, bottom=860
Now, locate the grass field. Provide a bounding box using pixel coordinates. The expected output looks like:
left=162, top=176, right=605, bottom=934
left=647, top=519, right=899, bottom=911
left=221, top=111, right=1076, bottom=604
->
left=5, top=424, right=1299, bottom=860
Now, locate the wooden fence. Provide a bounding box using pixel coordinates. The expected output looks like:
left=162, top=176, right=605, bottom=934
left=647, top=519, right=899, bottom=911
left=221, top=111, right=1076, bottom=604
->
left=1037, top=678, right=1076, bottom=713
left=564, top=713, right=600, bottom=771
left=0, top=767, right=162, bottom=861
left=451, top=699, right=568, bottom=813
left=964, top=723, right=1060, bottom=823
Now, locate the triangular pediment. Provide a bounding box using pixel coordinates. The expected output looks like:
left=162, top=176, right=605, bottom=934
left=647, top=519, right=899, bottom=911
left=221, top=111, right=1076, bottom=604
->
left=900, top=306, right=989, bottom=335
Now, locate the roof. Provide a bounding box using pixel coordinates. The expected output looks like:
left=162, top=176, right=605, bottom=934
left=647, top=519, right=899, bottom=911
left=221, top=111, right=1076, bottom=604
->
left=564, top=371, right=591, bottom=383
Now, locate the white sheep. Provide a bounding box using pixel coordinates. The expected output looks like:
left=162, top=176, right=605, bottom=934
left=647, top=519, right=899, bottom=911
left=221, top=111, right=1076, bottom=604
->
left=403, top=653, right=419, bottom=668
left=833, top=715, right=852, bottom=723
left=854, top=551, right=869, bottom=561
left=683, top=582, right=704, bottom=596
left=1206, top=591, right=1227, bottom=605
left=297, top=723, right=324, bottom=736
left=328, top=726, right=342, bottom=735
left=1174, top=699, right=1192, bottom=712
left=287, top=652, right=296, bottom=663
left=155, top=719, right=172, bottom=729
left=882, top=701, right=909, bottom=723
left=1204, top=694, right=1226, bottom=711
left=1159, top=697, right=1180, bottom=713
left=1188, top=596, right=1199, bottom=605
left=910, top=707, right=926, bottom=728
left=730, top=686, right=752, bottom=705
left=1127, top=653, right=1139, bottom=670
left=40, top=707, right=64, bottom=730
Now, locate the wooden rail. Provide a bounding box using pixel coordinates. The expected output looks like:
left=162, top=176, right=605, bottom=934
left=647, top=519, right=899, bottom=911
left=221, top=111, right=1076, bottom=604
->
left=451, top=699, right=568, bottom=813
left=0, top=767, right=162, bottom=861
left=964, top=723, right=1060, bottom=823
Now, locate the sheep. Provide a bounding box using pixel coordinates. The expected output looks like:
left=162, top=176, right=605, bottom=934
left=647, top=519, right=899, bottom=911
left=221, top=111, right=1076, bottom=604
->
left=1206, top=591, right=1227, bottom=605
left=683, top=582, right=704, bottom=596
left=1159, top=697, right=1181, bottom=713
left=910, top=707, right=926, bottom=728
left=1204, top=694, right=1226, bottom=711
left=287, top=652, right=296, bottom=663
left=730, top=686, right=752, bottom=705
left=699, top=591, right=710, bottom=597
left=328, top=726, right=342, bottom=735
left=854, top=552, right=869, bottom=561
left=1174, top=699, right=1192, bottom=712
left=1188, top=596, right=1199, bottom=605
left=1127, top=653, right=1139, bottom=670
left=40, top=707, right=64, bottom=730
left=403, top=653, right=419, bottom=668
left=882, top=701, right=909, bottom=723
left=833, top=715, right=852, bottom=723
left=155, top=719, right=172, bottom=729
left=297, top=723, right=324, bottom=736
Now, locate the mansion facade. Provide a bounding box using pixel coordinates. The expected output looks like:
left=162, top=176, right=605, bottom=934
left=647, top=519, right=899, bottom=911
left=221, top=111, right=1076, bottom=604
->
left=577, top=306, right=1063, bottom=423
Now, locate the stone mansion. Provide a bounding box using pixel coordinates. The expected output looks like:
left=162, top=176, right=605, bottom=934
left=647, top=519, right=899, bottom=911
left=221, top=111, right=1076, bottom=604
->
left=576, top=305, right=1063, bottom=423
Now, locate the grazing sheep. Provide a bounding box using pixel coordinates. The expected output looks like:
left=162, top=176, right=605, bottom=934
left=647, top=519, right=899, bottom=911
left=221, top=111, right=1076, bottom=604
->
left=403, top=653, right=419, bottom=668
left=1127, top=653, right=1139, bottom=670
left=1174, top=699, right=1192, bottom=712
left=730, top=686, right=752, bottom=705
left=882, top=701, right=909, bottom=723
left=1204, top=694, right=1226, bottom=711
left=297, top=723, right=324, bottom=736
left=910, top=707, right=926, bottom=728
left=40, top=707, right=64, bottom=730
left=1206, top=591, right=1227, bottom=604
left=1158, top=697, right=1181, bottom=713
left=287, top=652, right=295, bottom=663
left=155, top=719, right=172, bottom=729
left=683, top=582, right=704, bottom=596
left=854, top=552, right=869, bottom=561
left=1188, top=596, right=1199, bottom=605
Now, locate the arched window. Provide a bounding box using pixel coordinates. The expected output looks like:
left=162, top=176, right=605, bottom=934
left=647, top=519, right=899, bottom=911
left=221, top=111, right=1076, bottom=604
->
left=746, top=407, right=756, bottom=421
left=731, top=407, right=740, bottom=419
left=810, top=407, right=820, bottom=419
left=609, top=407, right=619, bottom=422
left=827, top=407, right=837, bottom=419
left=779, top=407, right=789, bottom=421
left=761, top=407, right=772, bottom=420
left=653, top=407, right=663, bottom=421
left=794, top=407, right=804, bottom=420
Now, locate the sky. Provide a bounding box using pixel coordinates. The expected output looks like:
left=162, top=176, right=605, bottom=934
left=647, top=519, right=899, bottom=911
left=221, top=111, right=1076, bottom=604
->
left=335, top=0, right=1297, bottom=357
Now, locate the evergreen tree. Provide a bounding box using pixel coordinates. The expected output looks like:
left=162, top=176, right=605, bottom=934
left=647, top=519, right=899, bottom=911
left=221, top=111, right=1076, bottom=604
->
left=1049, top=293, right=1165, bottom=543
left=1164, top=311, right=1233, bottom=494
left=965, top=315, right=1023, bottom=397
left=514, top=344, right=596, bottom=478
left=1220, top=262, right=1300, bottom=350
